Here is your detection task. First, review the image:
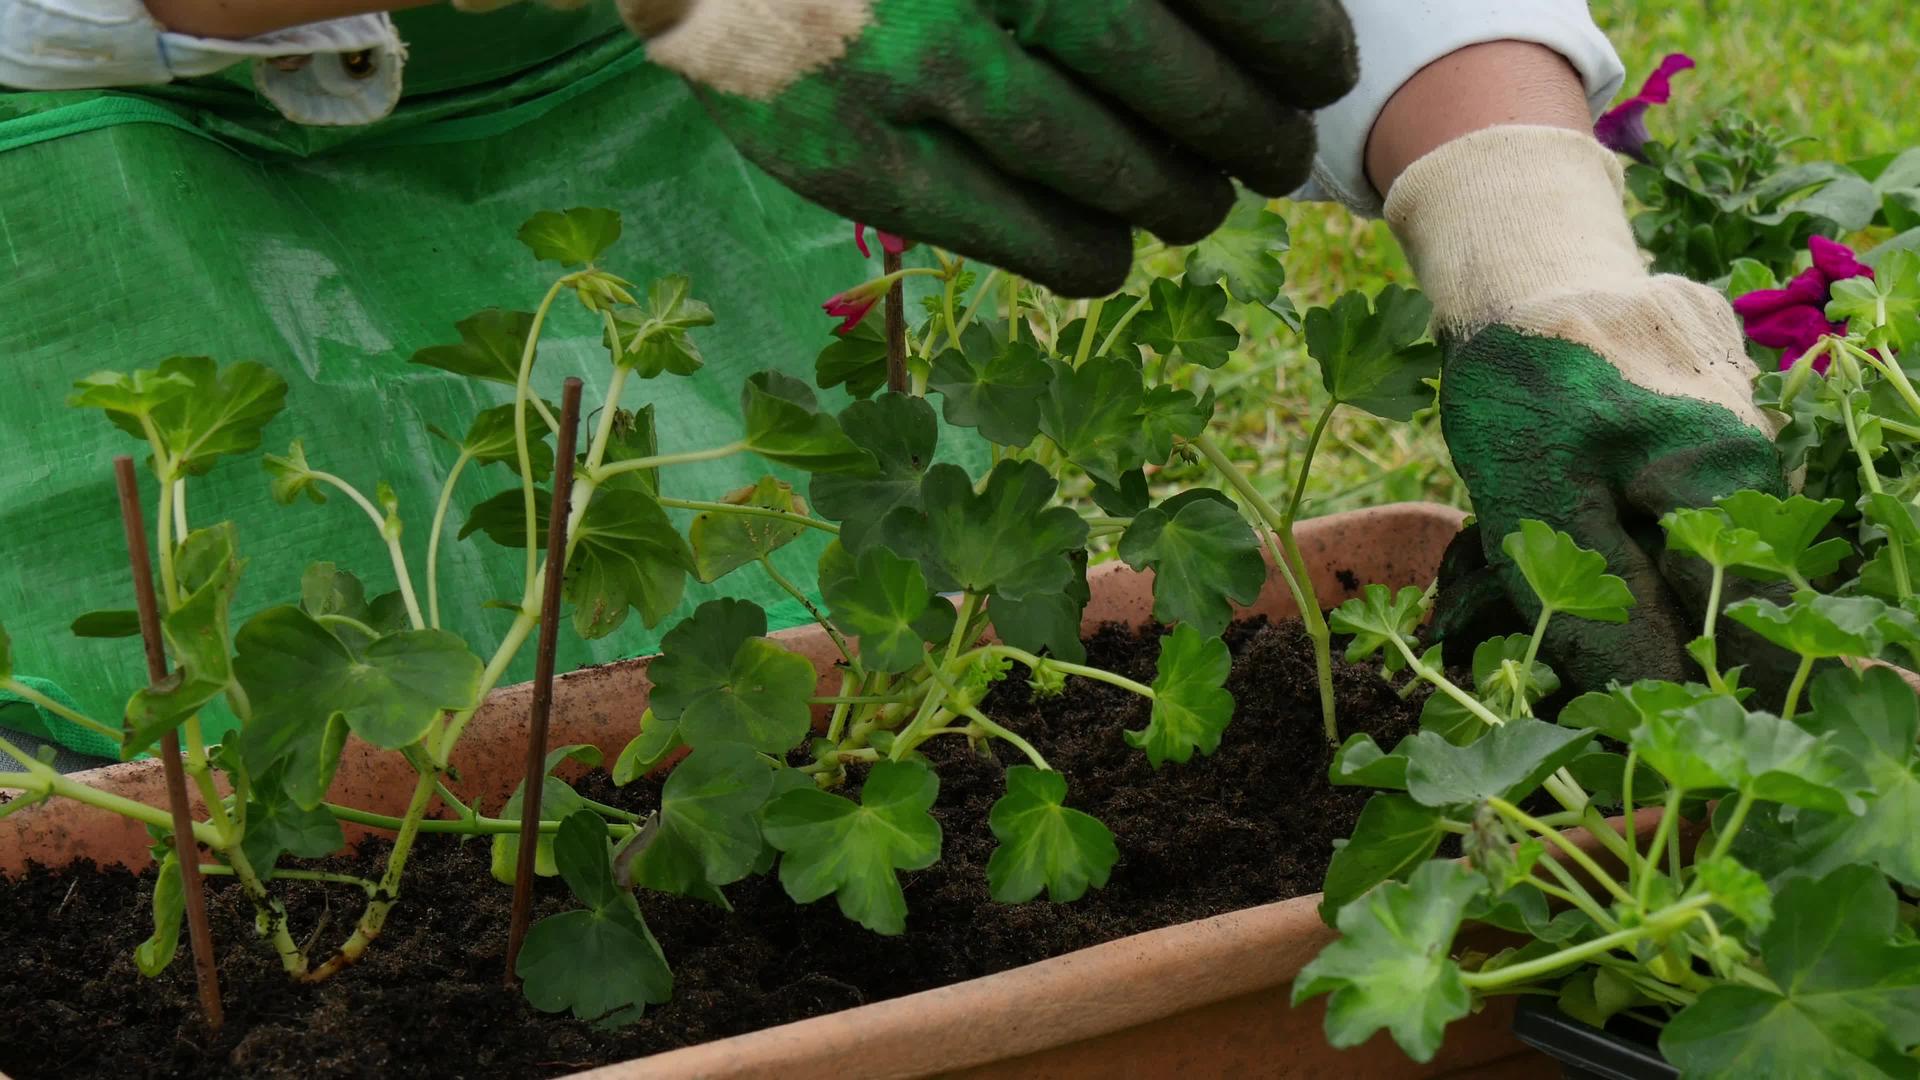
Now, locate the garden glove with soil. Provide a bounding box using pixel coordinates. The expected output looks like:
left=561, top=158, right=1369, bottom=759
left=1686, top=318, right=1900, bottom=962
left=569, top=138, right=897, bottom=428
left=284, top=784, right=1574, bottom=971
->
left=1388, top=125, right=1798, bottom=700
left=605, top=0, right=1356, bottom=297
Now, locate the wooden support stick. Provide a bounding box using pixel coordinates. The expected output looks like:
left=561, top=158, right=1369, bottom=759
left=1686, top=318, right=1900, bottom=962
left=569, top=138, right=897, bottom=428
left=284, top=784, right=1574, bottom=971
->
left=504, top=377, right=583, bottom=982
left=113, top=457, right=223, bottom=1030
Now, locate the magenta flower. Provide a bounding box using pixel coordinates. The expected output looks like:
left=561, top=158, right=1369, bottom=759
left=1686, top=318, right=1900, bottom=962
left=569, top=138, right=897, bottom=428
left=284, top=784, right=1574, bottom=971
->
left=854, top=223, right=911, bottom=259
left=1595, top=53, right=1695, bottom=161
left=1731, top=236, right=1875, bottom=372
left=822, top=276, right=892, bottom=335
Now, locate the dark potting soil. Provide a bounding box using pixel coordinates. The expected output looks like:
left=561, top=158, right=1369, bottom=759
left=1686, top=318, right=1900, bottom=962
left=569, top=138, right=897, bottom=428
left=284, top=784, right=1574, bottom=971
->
left=0, top=618, right=1423, bottom=1080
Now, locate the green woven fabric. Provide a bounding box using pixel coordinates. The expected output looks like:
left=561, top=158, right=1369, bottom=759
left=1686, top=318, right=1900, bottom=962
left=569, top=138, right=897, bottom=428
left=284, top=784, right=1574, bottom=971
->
left=0, top=13, right=972, bottom=754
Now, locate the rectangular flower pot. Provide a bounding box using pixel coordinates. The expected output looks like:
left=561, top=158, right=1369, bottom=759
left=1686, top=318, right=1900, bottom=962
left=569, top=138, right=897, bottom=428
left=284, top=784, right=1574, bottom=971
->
left=1512, top=997, right=1679, bottom=1080
left=0, top=502, right=1553, bottom=1079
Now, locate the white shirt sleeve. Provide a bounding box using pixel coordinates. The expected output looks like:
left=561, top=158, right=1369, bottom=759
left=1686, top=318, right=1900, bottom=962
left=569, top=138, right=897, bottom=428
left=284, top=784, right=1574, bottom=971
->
left=1298, top=0, right=1627, bottom=215
left=0, top=0, right=405, bottom=126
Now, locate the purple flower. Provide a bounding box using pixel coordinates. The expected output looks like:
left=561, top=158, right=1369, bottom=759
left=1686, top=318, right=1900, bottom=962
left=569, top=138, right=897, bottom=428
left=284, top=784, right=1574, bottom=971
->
left=854, top=223, right=911, bottom=259
left=1595, top=53, right=1695, bottom=161
left=1731, top=236, right=1875, bottom=372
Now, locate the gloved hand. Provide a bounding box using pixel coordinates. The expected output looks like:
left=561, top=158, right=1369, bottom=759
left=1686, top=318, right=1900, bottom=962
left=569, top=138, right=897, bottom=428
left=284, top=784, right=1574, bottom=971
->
left=1385, top=126, right=1794, bottom=698
left=609, top=0, right=1356, bottom=296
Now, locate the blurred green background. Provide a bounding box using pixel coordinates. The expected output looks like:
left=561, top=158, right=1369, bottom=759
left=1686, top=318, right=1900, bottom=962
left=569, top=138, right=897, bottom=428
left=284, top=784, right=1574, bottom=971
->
left=1184, top=0, right=1920, bottom=522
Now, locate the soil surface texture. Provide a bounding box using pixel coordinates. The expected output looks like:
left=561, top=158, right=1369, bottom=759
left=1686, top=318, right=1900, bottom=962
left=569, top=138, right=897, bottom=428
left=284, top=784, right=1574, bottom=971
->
left=0, top=618, right=1421, bottom=1079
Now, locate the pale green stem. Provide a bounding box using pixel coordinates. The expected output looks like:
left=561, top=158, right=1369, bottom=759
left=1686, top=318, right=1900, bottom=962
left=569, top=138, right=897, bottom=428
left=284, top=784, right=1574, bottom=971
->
left=1074, top=296, right=1107, bottom=368
left=1487, top=796, right=1636, bottom=907
left=761, top=555, right=862, bottom=675
left=1637, top=788, right=1685, bottom=910
left=425, top=449, right=474, bottom=630
left=1284, top=402, right=1338, bottom=527
left=657, top=497, right=838, bottom=534
left=1460, top=895, right=1714, bottom=990
left=587, top=363, right=630, bottom=472
left=985, top=644, right=1157, bottom=699
left=0, top=679, right=122, bottom=745
left=591, top=442, right=748, bottom=482
left=0, top=757, right=225, bottom=849
left=433, top=610, right=536, bottom=764
left=198, top=864, right=377, bottom=895
left=514, top=278, right=570, bottom=603
left=170, top=478, right=188, bottom=542
left=956, top=703, right=1049, bottom=771
left=1519, top=605, right=1555, bottom=682
left=946, top=593, right=982, bottom=664
left=1096, top=294, right=1152, bottom=360
left=1706, top=790, right=1756, bottom=863
left=305, top=469, right=425, bottom=630
left=154, top=466, right=181, bottom=605
left=1780, top=654, right=1816, bottom=722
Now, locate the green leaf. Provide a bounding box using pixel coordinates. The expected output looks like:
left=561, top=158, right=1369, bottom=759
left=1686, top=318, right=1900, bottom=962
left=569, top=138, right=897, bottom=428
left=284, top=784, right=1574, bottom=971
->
left=72, top=357, right=288, bottom=477
left=1661, top=865, right=1920, bottom=1079
left=1403, top=719, right=1594, bottom=809
left=409, top=309, right=535, bottom=386
left=596, top=405, right=660, bottom=495
left=518, top=811, right=673, bottom=1024
left=1183, top=188, right=1289, bottom=305
left=1036, top=356, right=1148, bottom=486
left=612, top=709, right=682, bottom=786
left=1726, top=257, right=1780, bottom=300
left=740, top=371, right=871, bottom=473
left=1501, top=519, right=1634, bottom=621
left=815, top=316, right=889, bottom=399
left=876, top=461, right=1087, bottom=601
left=134, top=853, right=184, bottom=978
left=263, top=439, right=327, bottom=506
left=1294, top=860, right=1480, bottom=1062
left=819, top=542, right=955, bottom=673
left=432, top=402, right=554, bottom=481
left=1118, top=491, right=1266, bottom=636
left=1635, top=694, right=1863, bottom=813
left=1660, top=508, right=1775, bottom=570
left=622, top=743, right=773, bottom=905
left=491, top=773, right=590, bottom=882
left=1329, top=584, right=1426, bottom=661
left=70, top=610, right=139, bottom=639
left=928, top=324, right=1051, bottom=446
left=1125, top=624, right=1233, bottom=768
left=611, top=275, right=713, bottom=377
left=1560, top=680, right=1717, bottom=742
left=1140, top=387, right=1212, bottom=465
left=1468, top=634, right=1560, bottom=721
left=1714, top=491, right=1851, bottom=581
left=1725, top=593, right=1920, bottom=659
left=241, top=766, right=345, bottom=876
left=1134, top=276, right=1238, bottom=369
left=1828, top=250, right=1920, bottom=349
left=1782, top=666, right=1920, bottom=887
left=987, top=551, right=1090, bottom=664
left=1304, top=286, right=1442, bottom=421
left=689, top=477, right=807, bottom=584
left=236, top=606, right=482, bottom=770
left=1693, top=855, right=1773, bottom=932
left=1089, top=469, right=1151, bottom=518
left=1319, top=794, right=1446, bottom=919
left=649, top=599, right=814, bottom=754
left=808, top=393, right=937, bottom=553
left=986, top=766, right=1117, bottom=903
left=763, top=759, right=942, bottom=935
left=517, top=207, right=622, bottom=266
left=1329, top=733, right=1410, bottom=789
left=123, top=524, right=244, bottom=758
left=464, top=486, right=694, bottom=638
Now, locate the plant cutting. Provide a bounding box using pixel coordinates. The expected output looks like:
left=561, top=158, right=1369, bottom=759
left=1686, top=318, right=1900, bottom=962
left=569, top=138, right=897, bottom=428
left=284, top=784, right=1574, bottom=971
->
left=1298, top=227, right=1920, bottom=1077
left=0, top=197, right=1439, bottom=1048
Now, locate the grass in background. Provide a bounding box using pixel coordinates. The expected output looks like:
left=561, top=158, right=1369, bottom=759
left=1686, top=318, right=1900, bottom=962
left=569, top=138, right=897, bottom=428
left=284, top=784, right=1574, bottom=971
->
left=1182, top=1, right=1920, bottom=521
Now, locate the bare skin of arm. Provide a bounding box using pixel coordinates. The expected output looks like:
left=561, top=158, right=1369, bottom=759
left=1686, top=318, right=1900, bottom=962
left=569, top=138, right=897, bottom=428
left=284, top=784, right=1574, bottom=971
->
left=1365, top=40, right=1592, bottom=197
left=141, top=0, right=434, bottom=38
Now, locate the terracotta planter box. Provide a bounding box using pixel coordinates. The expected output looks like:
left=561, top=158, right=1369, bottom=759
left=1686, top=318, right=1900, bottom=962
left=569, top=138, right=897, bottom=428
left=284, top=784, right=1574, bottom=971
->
left=1, top=501, right=1552, bottom=1079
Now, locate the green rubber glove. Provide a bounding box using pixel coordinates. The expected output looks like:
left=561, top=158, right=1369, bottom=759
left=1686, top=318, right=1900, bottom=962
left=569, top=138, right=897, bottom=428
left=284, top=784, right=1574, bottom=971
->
left=1385, top=126, right=1794, bottom=697
left=614, top=0, right=1356, bottom=296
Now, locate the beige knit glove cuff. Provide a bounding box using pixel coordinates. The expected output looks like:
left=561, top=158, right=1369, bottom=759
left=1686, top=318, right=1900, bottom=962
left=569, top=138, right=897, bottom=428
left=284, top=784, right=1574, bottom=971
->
left=1384, top=124, right=1771, bottom=434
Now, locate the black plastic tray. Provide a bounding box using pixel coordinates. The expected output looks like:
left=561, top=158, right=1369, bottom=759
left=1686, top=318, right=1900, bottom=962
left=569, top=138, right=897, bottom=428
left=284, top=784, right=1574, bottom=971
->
left=1511, top=997, right=1678, bottom=1080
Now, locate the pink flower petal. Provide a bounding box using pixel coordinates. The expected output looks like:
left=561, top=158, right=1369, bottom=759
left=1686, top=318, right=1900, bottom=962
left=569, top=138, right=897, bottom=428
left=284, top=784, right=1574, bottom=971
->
left=1809, top=234, right=1874, bottom=283
left=1594, top=53, right=1694, bottom=161
left=854, top=223, right=912, bottom=259
left=854, top=223, right=873, bottom=259
left=1743, top=305, right=1835, bottom=354
left=1733, top=268, right=1831, bottom=318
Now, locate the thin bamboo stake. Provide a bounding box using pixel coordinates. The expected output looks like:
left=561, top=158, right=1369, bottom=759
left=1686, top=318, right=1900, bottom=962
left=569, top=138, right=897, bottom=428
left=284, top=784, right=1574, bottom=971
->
left=504, top=377, right=583, bottom=982
left=113, top=456, right=222, bottom=1030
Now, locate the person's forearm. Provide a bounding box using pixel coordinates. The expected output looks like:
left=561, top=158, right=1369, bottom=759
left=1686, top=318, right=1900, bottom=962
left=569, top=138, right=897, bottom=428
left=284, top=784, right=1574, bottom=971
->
left=1365, top=41, right=1591, bottom=197
left=142, top=0, right=434, bottom=38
